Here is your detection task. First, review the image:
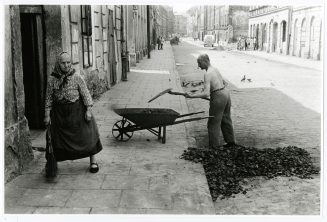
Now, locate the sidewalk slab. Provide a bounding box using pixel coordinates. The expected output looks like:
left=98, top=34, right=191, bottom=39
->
left=5, top=42, right=215, bottom=214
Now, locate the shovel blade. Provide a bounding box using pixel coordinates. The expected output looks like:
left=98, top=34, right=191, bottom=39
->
left=148, top=88, right=172, bottom=103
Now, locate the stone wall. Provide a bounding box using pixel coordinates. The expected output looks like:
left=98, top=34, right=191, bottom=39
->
left=5, top=5, right=34, bottom=182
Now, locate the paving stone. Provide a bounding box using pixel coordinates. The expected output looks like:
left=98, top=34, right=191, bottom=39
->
left=65, top=190, right=121, bottom=208
left=16, top=189, right=72, bottom=207
left=52, top=174, right=105, bottom=190
left=56, top=162, right=89, bottom=175
left=33, top=207, right=91, bottom=214
left=90, top=207, right=147, bottom=214
left=101, top=175, right=149, bottom=190
left=5, top=186, right=28, bottom=207
left=100, top=163, right=131, bottom=175
left=148, top=175, right=170, bottom=192
left=5, top=206, right=37, bottom=214
left=171, top=192, right=215, bottom=214
left=169, top=174, right=209, bottom=194
left=120, top=190, right=172, bottom=209
left=9, top=174, right=56, bottom=189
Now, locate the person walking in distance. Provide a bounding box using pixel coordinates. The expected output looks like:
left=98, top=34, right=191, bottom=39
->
left=44, top=52, right=103, bottom=176
left=184, top=54, right=236, bottom=148
left=157, top=36, right=161, bottom=50
left=160, top=36, right=164, bottom=50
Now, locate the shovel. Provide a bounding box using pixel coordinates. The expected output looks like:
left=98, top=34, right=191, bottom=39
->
left=148, top=88, right=210, bottom=103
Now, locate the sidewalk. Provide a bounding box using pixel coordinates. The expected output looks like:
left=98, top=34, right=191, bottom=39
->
left=231, top=50, right=322, bottom=72
left=183, top=38, right=322, bottom=71
left=5, top=43, right=215, bottom=214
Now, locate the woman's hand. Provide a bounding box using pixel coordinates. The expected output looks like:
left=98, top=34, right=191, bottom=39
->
left=85, top=108, right=92, bottom=122
left=44, top=110, right=50, bottom=126
left=44, top=116, right=50, bottom=126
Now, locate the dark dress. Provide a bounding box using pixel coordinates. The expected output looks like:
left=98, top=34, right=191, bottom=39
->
left=51, top=99, right=102, bottom=161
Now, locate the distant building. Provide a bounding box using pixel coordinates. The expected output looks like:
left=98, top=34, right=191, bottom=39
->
left=187, top=5, right=249, bottom=42
left=249, top=6, right=322, bottom=60
left=174, top=14, right=188, bottom=36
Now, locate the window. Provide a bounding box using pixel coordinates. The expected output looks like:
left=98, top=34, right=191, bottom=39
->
left=81, top=5, right=93, bottom=68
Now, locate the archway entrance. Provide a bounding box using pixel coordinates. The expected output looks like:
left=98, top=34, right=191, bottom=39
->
left=272, top=22, right=278, bottom=52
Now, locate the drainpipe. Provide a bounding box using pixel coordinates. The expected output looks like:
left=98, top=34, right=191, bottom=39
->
left=147, top=5, right=151, bottom=58
left=121, top=5, right=128, bottom=81
left=286, top=6, right=292, bottom=55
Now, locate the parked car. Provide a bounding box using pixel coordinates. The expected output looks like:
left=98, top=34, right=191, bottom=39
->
left=204, top=35, right=215, bottom=47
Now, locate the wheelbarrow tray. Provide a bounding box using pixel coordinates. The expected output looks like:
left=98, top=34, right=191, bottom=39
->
left=113, top=108, right=180, bottom=128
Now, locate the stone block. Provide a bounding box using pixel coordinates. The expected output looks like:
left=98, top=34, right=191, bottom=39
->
left=33, top=207, right=91, bottom=214
left=119, top=190, right=172, bottom=209
left=10, top=173, right=56, bottom=189
left=5, top=206, right=37, bottom=214
left=17, top=189, right=72, bottom=207
left=101, top=175, right=149, bottom=190
left=66, top=190, right=121, bottom=208
left=99, top=163, right=131, bottom=175
left=91, top=207, right=147, bottom=214
left=52, top=174, right=105, bottom=190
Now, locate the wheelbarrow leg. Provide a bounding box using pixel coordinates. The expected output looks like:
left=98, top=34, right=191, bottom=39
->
left=162, top=126, right=166, bottom=144
left=158, top=126, right=162, bottom=140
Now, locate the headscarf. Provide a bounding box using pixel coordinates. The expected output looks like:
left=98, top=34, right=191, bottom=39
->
left=51, top=52, right=75, bottom=89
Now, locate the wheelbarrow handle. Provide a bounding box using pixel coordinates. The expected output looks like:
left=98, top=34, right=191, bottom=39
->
left=169, top=91, right=210, bottom=101
left=168, top=91, right=187, bottom=96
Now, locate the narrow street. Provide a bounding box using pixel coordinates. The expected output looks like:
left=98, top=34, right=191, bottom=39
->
left=4, top=4, right=324, bottom=219
left=173, top=39, right=321, bottom=214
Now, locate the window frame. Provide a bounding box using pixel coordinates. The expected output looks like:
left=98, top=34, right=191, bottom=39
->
left=81, top=5, right=93, bottom=68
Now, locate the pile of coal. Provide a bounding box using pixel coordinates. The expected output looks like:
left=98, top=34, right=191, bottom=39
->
left=180, top=145, right=319, bottom=201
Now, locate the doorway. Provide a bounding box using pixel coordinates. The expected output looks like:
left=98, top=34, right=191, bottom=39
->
left=272, top=22, right=278, bottom=52
left=20, top=9, right=46, bottom=129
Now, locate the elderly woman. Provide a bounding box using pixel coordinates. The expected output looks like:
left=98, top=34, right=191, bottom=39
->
left=44, top=52, right=102, bottom=176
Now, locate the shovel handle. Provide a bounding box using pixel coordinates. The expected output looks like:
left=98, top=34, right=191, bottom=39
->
left=169, top=91, right=210, bottom=101
left=168, top=91, right=187, bottom=96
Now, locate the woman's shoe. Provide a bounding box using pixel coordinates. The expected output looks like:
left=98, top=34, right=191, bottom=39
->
left=89, top=162, right=99, bottom=173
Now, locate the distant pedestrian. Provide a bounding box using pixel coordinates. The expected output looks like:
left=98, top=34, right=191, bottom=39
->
left=160, top=36, right=164, bottom=50
left=44, top=52, right=103, bottom=177
left=184, top=54, right=236, bottom=148
left=254, top=37, right=257, bottom=50
left=157, top=36, right=161, bottom=50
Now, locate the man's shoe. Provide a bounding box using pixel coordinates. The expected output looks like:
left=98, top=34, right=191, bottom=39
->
left=223, top=142, right=236, bottom=148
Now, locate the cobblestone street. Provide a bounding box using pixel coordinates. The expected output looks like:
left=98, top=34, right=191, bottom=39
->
left=173, top=39, right=321, bottom=214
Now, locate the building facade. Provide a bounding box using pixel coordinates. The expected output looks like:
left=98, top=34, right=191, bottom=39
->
left=248, top=6, right=322, bottom=60
left=188, top=5, right=249, bottom=42
left=174, top=14, right=188, bottom=36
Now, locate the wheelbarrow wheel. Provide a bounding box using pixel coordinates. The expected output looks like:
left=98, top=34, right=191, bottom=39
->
left=112, top=119, right=134, bottom=141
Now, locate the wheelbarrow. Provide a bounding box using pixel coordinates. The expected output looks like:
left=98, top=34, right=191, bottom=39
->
left=112, top=108, right=212, bottom=144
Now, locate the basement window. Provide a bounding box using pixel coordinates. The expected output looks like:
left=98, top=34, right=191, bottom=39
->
left=81, top=5, right=93, bottom=68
